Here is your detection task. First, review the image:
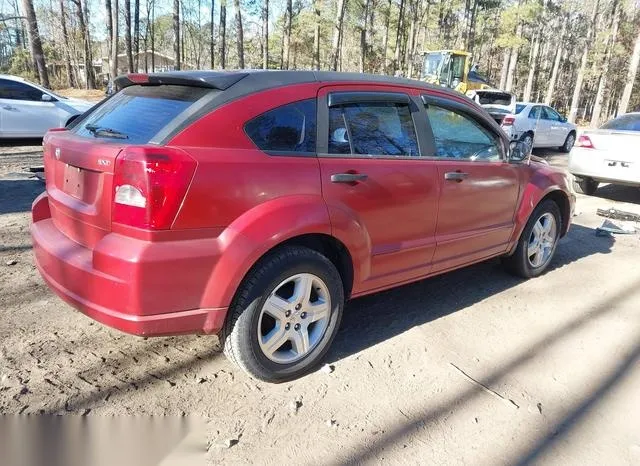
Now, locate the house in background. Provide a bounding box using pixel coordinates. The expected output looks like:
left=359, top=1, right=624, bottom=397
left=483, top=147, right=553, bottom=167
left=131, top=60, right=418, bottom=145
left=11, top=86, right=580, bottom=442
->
left=100, top=51, right=194, bottom=83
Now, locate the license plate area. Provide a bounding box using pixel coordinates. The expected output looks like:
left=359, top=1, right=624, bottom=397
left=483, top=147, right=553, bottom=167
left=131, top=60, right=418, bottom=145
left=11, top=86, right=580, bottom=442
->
left=63, top=164, right=84, bottom=199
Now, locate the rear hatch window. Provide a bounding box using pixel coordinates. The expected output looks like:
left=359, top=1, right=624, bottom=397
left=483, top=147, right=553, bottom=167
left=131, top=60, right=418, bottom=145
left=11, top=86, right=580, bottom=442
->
left=73, top=85, right=211, bottom=144
left=476, top=92, right=513, bottom=107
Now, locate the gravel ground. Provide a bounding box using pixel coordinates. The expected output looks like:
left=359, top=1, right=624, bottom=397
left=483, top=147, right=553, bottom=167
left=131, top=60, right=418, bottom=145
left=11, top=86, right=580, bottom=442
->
left=1, top=144, right=639, bottom=465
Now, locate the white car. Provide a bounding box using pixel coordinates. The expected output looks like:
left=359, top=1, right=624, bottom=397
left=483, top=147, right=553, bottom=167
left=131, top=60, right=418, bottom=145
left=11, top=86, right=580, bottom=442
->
left=569, top=113, right=640, bottom=195
left=501, top=102, right=578, bottom=153
left=467, top=89, right=516, bottom=125
left=0, top=74, right=94, bottom=138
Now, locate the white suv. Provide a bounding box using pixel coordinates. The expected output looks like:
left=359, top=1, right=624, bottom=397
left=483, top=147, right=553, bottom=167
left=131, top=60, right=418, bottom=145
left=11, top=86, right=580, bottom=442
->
left=501, top=102, right=577, bottom=153
left=0, top=74, right=94, bottom=138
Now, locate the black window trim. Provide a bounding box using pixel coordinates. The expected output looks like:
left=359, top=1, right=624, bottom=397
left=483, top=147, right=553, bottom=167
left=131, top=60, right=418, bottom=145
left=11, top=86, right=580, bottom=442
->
left=421, top=93, right=508, bottom=162
left=318, top=90, right=430, bottom=160
left=242, top=97, right=318, bottom=157
left=0, top=78, right=48, bottom=102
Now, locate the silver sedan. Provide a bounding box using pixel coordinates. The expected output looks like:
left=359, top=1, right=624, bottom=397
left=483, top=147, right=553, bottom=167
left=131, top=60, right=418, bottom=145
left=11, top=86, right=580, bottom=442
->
left=500, top=102, right=578, bottom=153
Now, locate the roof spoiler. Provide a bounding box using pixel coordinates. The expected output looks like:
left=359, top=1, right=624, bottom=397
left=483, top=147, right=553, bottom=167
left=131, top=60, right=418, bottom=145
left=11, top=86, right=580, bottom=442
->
left=113, top=71, right=249, bottom=92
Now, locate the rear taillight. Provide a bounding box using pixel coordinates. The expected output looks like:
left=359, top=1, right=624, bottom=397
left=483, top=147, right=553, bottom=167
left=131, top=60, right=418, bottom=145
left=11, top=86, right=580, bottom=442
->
left=502, top=116, right=515, bottom=126
left=576, top=135, right=595, bottom=149
left=112, top=146, right=196, bottom=230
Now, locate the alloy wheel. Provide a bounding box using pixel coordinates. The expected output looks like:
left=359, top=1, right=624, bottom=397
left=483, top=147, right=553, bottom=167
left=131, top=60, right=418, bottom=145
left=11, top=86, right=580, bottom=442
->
left=257, top=273, right=331, bottom=364
left=527, top=212, right=557, bottom=268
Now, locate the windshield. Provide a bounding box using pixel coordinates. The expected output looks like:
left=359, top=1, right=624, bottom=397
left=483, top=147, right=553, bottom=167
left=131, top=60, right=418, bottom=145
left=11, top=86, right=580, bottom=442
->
left=74, top=84, right=212, bottom=143
left=600, top=114, right=640, bottom=131
left=423, top=52, right=443, bottom=78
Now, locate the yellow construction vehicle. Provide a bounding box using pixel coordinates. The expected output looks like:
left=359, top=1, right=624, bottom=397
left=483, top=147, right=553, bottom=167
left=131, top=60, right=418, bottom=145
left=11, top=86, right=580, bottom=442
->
left=421, top=50, right=492, bottom=94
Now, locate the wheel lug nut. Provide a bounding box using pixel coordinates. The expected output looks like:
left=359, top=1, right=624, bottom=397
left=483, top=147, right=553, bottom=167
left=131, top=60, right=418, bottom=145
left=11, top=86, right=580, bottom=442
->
left=300, top=312, right=307, bottom=319
left=285, top=323, right=290, bottom=330
left=285, top=310, right=291, bottom=317
left=294, top=323, right=301, bottom=331
left=295, top=304, right=302, bottom=310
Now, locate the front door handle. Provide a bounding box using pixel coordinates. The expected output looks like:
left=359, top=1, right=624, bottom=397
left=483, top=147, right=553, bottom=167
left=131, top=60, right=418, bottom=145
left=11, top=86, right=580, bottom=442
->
left=444, top=171, right=469, bottom=182
left=2, top=105, right=16, bottom=110
left=331, top=173, right=368, bottom=183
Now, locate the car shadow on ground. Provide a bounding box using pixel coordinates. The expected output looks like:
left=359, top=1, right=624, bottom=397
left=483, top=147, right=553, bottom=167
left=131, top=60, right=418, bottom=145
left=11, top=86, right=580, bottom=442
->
left=0, top=179, right=44, bottom=215
left=591, top=184, right=640, bottom=205
left=328, top=224, right=614, bottom=363
left=0, top=138, right=43, bottom=148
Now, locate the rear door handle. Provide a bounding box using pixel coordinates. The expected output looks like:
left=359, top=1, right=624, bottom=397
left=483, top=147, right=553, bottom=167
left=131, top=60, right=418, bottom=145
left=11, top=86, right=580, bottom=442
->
left=331, top=173, right=368, bottom=183
left=2, top=105, right=16, bottom=110
left=444, top=172, right=469, bottom=182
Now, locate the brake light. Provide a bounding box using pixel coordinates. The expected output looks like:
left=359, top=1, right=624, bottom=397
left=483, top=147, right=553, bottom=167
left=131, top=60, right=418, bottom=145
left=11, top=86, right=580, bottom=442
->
left=576, top=135, right=595, bottom=149
left=502, top=116, right=515, bottom=126
left=127, top=73, right=150, bottom=84
left=112, top=146, right=196, bottom=229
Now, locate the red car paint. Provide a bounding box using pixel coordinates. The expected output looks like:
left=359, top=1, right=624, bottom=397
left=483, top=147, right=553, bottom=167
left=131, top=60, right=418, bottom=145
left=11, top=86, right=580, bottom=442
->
left=31, top=73, right=574, bottom=337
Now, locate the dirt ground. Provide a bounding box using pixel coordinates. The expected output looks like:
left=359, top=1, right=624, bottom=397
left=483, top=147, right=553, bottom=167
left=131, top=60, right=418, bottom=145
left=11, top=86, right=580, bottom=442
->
left=1, top=142, right=639, bottom=466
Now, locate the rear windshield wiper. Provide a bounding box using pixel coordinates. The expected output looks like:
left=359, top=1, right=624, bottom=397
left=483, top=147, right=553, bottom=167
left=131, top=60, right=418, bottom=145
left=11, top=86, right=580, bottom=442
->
left=85, top=124, right=129, bottom=139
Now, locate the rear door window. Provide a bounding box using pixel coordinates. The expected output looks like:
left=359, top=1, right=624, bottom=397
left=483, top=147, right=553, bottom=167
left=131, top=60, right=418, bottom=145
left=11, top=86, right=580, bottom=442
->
left=244, top=99, right=316, bottom=153
left=542, top=106, right=561, bottom=121
left=529, top=106, right=542, bottom=119
left=74, top=85, right=210, bottom=144
left=328, top=102, right=419, bottom=157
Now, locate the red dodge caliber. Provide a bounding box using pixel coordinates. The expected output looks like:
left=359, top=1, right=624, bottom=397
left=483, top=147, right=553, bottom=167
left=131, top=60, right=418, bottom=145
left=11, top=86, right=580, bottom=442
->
left=31, top=71, right=575, bottom=381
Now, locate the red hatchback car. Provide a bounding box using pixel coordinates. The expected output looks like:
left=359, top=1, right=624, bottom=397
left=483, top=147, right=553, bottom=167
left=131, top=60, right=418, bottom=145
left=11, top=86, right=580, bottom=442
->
left=32, top=71, right=574, bottom=381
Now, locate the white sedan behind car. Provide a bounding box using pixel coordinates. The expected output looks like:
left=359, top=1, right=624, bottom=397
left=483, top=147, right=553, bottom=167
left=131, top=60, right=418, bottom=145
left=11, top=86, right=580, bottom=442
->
left=569, top=113, right=640, bottom=195
left=501, top=102, right=578, bottom=153
left=0, top=74, right=94, bottom=138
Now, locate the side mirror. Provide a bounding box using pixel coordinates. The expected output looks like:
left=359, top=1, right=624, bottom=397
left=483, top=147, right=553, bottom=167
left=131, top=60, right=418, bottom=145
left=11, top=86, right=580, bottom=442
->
left=509, top=140, right=530, bottom=162
left=41, top=93, right=53, bottom=102
left=560, top=116, right=567, bottom=123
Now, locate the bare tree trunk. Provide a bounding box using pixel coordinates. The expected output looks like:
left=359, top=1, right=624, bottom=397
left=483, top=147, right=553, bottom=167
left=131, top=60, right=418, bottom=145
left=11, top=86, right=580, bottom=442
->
left=618, top=26, right=640, bottom=114
left=219, top=0, right=226, bottom=68
left=568, top=0, right=599, bottom=123
left=283, top=0, right=292, bottom=69
left=499, top=48, right=510, bottom=90
left=522, top=29, right=540, bottom=101
left=125, top=0, right=133, bottom=72
left=134, top=0, right=140, bottom=70
left=382, top=0, right=390, bottom=74
left=150, top=0, right=155, bottom=71
left=110, top=0, right=119, bottom=80
left=330, top=0, right=347, bottom=71
left=467, top=0, right=478, bottom=54
left=21, top=0, right=49, bottom=87
left=262, top=0, right=268, bottom=69
left=360, top=0, right=370, bottom=73
left=591, top=1, right=620, bottom=127
left=72, top=0, right=95, bottom=88
left=544, top=20, right=566, bottom=105
left=313, top=0, right=320, bottom=70
left=406, top=5, right=418, bottom=78
left=173, top=0, right=180, bottom=70
left=233, top=0, right=244, bottom=68
left=59, top=0, right=76, bottom=87
left=504, top=22, right=522, bottom=92
left=106, top=0, right=113, bottom=74
left=393, top=0, right=405, bottom=73
left=210, top=0, right=215, bottom=68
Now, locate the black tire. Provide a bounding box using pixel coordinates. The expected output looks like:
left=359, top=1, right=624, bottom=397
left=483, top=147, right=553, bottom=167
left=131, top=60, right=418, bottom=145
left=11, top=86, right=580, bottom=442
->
left=573, top=177, right=599, bottom=195
left=560, top=132, right=576, bottom=153
left=223, top=246, right=344, bottom=382
left=502, top=199, right=562, bottom=279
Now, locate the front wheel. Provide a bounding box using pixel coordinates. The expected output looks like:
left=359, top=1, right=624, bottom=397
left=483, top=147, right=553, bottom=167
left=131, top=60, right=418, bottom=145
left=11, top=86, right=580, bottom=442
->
left=502, top=200, right=561, bottom=278
left=560, top=133, right=576, bottom=153
left=223, top=246, right=344, bottom=382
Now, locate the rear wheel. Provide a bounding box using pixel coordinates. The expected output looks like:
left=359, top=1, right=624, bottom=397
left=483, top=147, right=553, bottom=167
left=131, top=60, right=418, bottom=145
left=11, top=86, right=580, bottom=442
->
left=223, top=246, right=344, bottom=382
left=521, top=132, right=534, bottom=155
left=573, top=177, right=599, bottom=195
left=560, top=132, right=576, bottom=153
left=503, top=200, right=561, bottom=278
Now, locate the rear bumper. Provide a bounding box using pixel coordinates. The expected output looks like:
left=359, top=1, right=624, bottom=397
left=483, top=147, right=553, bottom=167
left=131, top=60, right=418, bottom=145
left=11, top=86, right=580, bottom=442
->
left=31, top=194, right=227, bottom=336
left=569, top=148, right=640, bottom=186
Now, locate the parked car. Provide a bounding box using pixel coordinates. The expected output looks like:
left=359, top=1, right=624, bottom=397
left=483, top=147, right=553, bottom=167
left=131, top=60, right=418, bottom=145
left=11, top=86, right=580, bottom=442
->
left=501, top=102, right=577, bottom=153
left=466, top=89, right=516, bottom=125
left=569, top=113, right=640, bottom=194
left=0, top=74, right=93, bottom=138
left=31, top=71, right=575, bottom=382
